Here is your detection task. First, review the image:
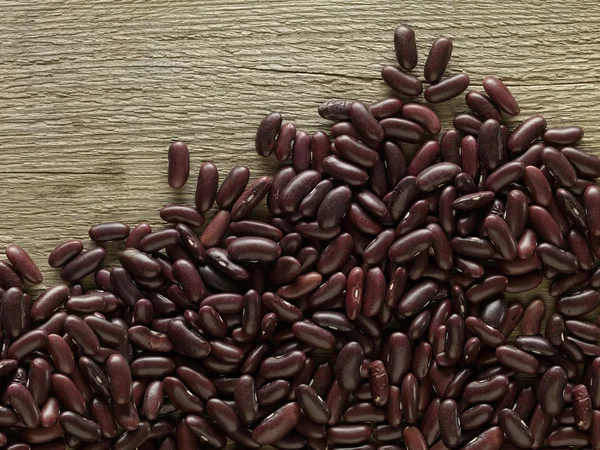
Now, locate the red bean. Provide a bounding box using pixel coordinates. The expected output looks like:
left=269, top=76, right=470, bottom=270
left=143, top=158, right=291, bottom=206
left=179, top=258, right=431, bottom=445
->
left=252, top=402, right=301, bottom=445
left=394, top=25, right=417, bottom=70
left=255, top=112, right=282, bottom=157
left=380, top=118, right=426, bottom=144
left=402, top=104, right=441, bottom=134
left=322, top=155, right=369, bottom=186
left=482, top=75, right=520, bottom=115
left=424, top=73, right=470, bottom=103
left=60, top=247, right=106, bottom=283
left=167, top=141, right=189, bottom=188
left=424, top=37, right=453, bottom=83
left=381, top=66, right=423, bottom=97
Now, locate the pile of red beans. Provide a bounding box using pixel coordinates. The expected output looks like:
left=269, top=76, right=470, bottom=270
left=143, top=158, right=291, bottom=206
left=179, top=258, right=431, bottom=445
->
left=2, top=24, right=600, bottom=450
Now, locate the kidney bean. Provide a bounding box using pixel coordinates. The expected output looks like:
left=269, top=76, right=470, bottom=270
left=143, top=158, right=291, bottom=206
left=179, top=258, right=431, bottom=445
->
left=483, top=215, right=517, bottom=260
left=7, top=382, right=40, bottom=428
left=424, top=73, right=470, bottom=104
left=514, top=335, right=556, bottom=356
left=453, top=113, right=481, bottom=135
left=463, top=374, right=509, bottom=404
left=388, top=229, right=433, bottom=265
left=417, top=163, right=461, bottom=193
left=391, top=24, right=417, bottom=69
left=348, top=101, right=384, bottom=143
left=457, top=404, right=491, bottom=432
left=495, top=345, right=539, bottom=375
left=437, top=399, right=460, bottom=447
left=381, top=66, right=423, bottom=97
left=167, top=319, right=211, bottom=358
left=47, top=240, right=83, bottom=269
left=519, top=299, right=545, bottom=336
left=322, top=154, right=369, bottom=185
left=250, top=402, right=300, bottom=445
left=556, top=289, right=600, bottom=317
left=542, top=124, right=584, bottom=145
left=537, top=365, right=568, bottom=416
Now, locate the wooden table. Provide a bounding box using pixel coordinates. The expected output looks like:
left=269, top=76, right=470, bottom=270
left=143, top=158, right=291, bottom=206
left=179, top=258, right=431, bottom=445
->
left=1, top=0, right=599, bottom=308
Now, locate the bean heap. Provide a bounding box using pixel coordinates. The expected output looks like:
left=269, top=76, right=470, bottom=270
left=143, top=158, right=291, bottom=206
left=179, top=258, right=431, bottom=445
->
left=1, top=24, right=600, bottom=450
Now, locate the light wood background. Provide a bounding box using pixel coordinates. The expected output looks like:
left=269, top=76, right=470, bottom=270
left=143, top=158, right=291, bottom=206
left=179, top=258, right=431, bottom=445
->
left=1, top=0, right=600, bottom=313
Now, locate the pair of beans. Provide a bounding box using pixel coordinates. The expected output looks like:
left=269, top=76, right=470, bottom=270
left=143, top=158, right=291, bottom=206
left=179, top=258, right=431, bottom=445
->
left=1, top=22, right=600, bottom=450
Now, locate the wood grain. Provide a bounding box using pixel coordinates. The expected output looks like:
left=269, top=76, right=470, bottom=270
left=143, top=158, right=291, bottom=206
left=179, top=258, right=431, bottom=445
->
left=0, top=1, right=599, bottom=314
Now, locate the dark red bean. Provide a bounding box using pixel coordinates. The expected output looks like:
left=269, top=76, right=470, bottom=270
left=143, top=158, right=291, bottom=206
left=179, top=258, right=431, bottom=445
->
left=292, top=321, right=336, bottom=351
left=380, top=118, right=426, bottom=144
left=163, top=377, right=203, bottom=414
left=417, top=162, right=461, bottom=192
left=571, top=384, right=592, bottom=430
left=252, top=402, right=300, bottom=445
left=438, top=399, right=461, bottom=447
left=465, top=316, right=505, bottom=347
left=45, top=335, right=74, bottom=376
left=402, top=104, right=442, bottom=135
left=523, top=165, right=552, bottom=207
left=385, top=332, right=411, bottom=385
left=59, top=411, right=102, bottom=442
left=542, top=146, right=577, bottom=187
left=88, top=223, right=130, bottom=243
left=477, top=119, right=504, bottom=171
left=255, top=112, right=282, bottom=157
left=216, top=166, right=250, bottom=210
left=584, top=185, right=600, bottom=237
left=322, top=155, right=369, bottom=186
left=528, top=205, right=563, bottom=247
left=106, top=354, right=132, bottom=405
left=260, top=350, right=306, bottom=380
left=229, top=176, right=271, bottom=221
left=508, top=115, right=547, bottom=153
left=184, top=415, right=226, bottom=448
left=388, top=229, right=433, bottom=264
left=4, top=244, right=41, bottom=284
left=424, top=37, right=453, bottom=83
left=8, top=382, right=41, bottom=428
left=334, top=342, right=364, bottom=392
left=48, top=239, right=83, bottom=268
left=349, top=101, right=384, bottom=143
left=546, top=426, right=589, bottom=447
left=519, top=299, right=545, bottom=336
left=466, top=275, right=508, bottom=304
left=400, top=372, right=418, bottom=424
left=408, top=140, right=441, bottom=177
left=483, top=75, right=520, bottom=115
left=381, top=66, right=422, bottom=97
left=424, top=73, right=470, bottom=104
left=483, top=215, right=517, bottom=260
left=292, top=131, right=312, bottom=172
left=394, top=25, right=417, bottom=70
left=463, top=374, right=509, bottom=404
left=326, top=424, right=371, bottom=445
left=167, top=319, right=210, bottom=358
left=318, top=100, right=350, bottom=121
left=543, top=126, right=584, bottom=146
left=293, top=384, right=329, bottom=425
left=167, top=141, right=189, bottom=188
left=453, top=113, right=482, bottom=135
left=498, top=408, right=534, bottom=448
left=465, top=91, right=502, bottom=122
left=495, top=345, right=539, bottom=375
left=159, top=204, right=203, bottom=228
left=51, top=373, right=86, bottom=415
left=485, top=161, right=525, bottom=192
left=538, top=365, right=567, bottom=415
left=60, top=247, right=106, bottom=283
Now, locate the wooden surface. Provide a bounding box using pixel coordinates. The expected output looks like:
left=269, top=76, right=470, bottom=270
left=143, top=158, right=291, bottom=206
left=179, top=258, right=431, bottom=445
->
left=0, top=0, right=599, bottom=314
